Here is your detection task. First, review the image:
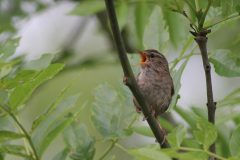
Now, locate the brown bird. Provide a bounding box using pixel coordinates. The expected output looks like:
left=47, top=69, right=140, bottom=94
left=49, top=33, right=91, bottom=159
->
left=133, top=49, right=174, bottom=144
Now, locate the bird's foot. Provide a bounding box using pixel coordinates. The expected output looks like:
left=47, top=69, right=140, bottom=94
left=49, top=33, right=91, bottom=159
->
left=155, top=115, right=166, bottom=145
left=136, top=108, right=142, bottom=114
left=155, top=129, right=166, bottom=145
left=142, top=105, right=155, bottom=121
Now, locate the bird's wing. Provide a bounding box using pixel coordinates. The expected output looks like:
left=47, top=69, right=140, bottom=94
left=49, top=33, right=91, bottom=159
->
left=133, top=73, right=141, bottom=109
left=171, top=78, right=175, bottom=96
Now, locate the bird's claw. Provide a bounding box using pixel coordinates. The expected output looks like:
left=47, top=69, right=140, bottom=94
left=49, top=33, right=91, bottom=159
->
left=142, top=116, right=148, bottom=121
left=155, top=115, right=166, bottom=145
left=136, top=108, right=142, bottom=114
left=142, top=105, right=155, bottom=121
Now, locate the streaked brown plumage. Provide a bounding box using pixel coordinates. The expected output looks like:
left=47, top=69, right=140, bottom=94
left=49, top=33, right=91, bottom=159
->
left=133, top=49, right=174, bottom=144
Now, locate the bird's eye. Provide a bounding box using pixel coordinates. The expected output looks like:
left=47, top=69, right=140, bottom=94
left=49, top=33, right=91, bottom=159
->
left=150, top=54, right=155, bottom=58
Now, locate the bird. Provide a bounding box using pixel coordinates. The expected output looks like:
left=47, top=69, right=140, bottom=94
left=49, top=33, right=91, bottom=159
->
left=133, top=49, right=174, bottom=144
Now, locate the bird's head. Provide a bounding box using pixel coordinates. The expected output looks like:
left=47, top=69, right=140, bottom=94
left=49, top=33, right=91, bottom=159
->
left=135, top=49, right=169, bottom=73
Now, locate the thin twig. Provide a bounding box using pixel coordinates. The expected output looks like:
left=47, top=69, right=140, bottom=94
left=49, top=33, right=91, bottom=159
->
left=199, top=0, right=212, bottom=30
left=104, top=0, right=171, bottom=149
left=99, top=140, right=116, bottom=160
left=195, top=36, right=216, bottom=159
left=177, top=11, right=199, bottom=31
left=184, top=0, right=198, bottom=15
left=203, top=14, right=240, bottom=30
left=170, top=45, right=198, bottom=71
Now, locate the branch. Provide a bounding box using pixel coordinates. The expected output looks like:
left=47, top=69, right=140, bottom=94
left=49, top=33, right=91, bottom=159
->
left=195, top=36, right=217, bottom=159
left=104, top=0, right=171, bottom=149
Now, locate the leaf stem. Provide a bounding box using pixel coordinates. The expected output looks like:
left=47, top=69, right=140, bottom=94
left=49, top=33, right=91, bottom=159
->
left=184, top=0, right=198, bottom=15
left=180, top=12, right=199, bottom=31
left=126, top=114, right=138, bottom=129
left=0, top=105, right=39, bottom=160
left=99, top=140, right=117, bottom=160
left=178, top=147, right=227, bottom=160
left=98, top=113, right=137, bottom=160
left=195, top=0, right=199, bottom=11
left=105, top=0, right=171, bottom=149
left=199, top=0, right=212, bottom=30
left=16, top=115, right=31, bottom=155
left=170, top=45, right=198, bottom=71
left=203, top=14, right=240, bottom=30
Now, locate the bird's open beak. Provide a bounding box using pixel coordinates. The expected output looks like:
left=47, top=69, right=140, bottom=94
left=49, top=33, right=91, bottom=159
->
left=135, top=49, right=147, bottom=66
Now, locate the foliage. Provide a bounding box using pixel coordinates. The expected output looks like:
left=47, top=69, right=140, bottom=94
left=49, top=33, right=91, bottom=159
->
left=0, top=0, right=240, bottom=160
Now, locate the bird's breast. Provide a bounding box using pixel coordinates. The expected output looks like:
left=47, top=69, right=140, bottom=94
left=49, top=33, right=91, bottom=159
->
left=137, top=67, right=173, bottom=114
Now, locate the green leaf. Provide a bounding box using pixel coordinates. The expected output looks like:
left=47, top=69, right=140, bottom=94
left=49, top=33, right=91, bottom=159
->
left=217, top=88, right=240, bottom=107
left=216, top=124, right=232, bottom=155
left=103, top=128, right=134, bottom=141
left=210, top=14, right=240, bottom=32
left=166, top=124, right=186, bottom=147
left=19, top=54, right=55, bottom=70
left=162, top=148, right=208, bottom=160
left=163, top=11, right=185, bottom=50
left=38, top=112, right=82, bottom=158
left=193, top=116, right=218, bottom=150
left=0, top=144, right=34, bottom=159
left=104, top=155, right=115, bottom=160
left=33, top=95, right=80, bottom=148
left=143, top=6, right=169, bottom=54
left=204, top=7, right=222, bottom=27
left=216, top=112, right=240, bottom=126
left=0, top=70, right=40, bottom=90
left=174, top=107, right=197, bottom=130
left=229, top=125, right=240, bottom=157
left=0, top=131, right=25, bottom=143
left=182, top=138, right=201, bottom=149
left=132, top=126, right=154, bottom=137
left=9, top=63, right=65, bottom=109
left=91, top=82, right=121, bottom=137
left=158, top=116, right=175, bottom=132
left=168, top=57, right=190, bottom=112
left=0, top=56, right=23, bottom=70
left=115, top=1, right=129, bottom=31
left=0, top=65, right=12, bottom=79
left=118, top=80, right=134, bottom=108
left=62, top=122, right=95, bottom=160
left=134, top=1, right=152, bottom=50
left=30, top=73, right=81, bottom=134
left=53, top=148, right=69, bottom=160
left=0, top=38, right=20, bottom=63
left=68, top=1, right=106, bottom=16
left=236, top=5, right=240, bottom=13
left=221, top=0, right=233, bottom=17
left=191, top=107, right=208, bottom=120
left=128, top=148, right=171, bottom=160
left=209, top=49, right=240, bottom=77
left=123, top=111, right=138, bottom=125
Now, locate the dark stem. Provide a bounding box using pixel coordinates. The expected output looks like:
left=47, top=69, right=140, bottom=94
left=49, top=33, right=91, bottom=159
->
left=104, top=0, right=171, bottom=149
left=195, top=36, right=217, bottom=159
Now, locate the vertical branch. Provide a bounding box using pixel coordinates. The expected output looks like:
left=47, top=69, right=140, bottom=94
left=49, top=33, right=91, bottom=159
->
left=104, top=0, right=171, bottom=149
left=195, top=35, right=217, bottom=159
